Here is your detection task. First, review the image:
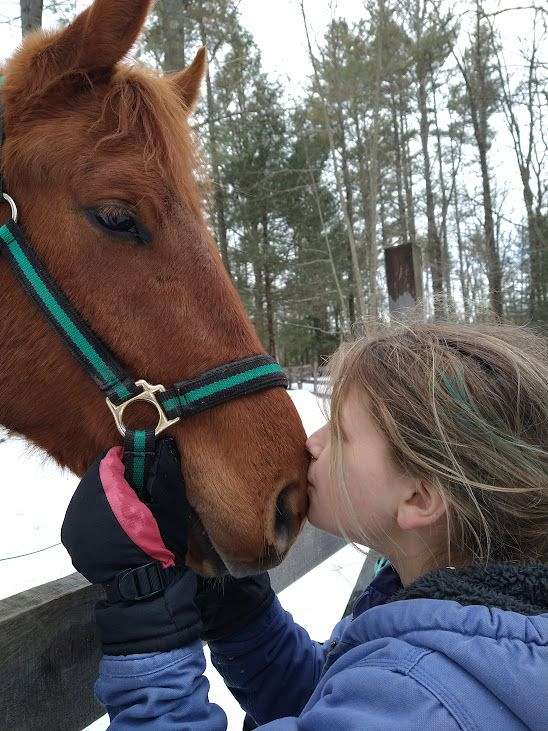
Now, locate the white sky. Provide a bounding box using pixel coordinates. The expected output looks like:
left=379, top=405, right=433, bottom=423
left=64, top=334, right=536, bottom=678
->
left=0, top=1, right=544, bottom=230
left=0, top=0, right=365, bottom=74
left=0, top=1, right=534, bottom=92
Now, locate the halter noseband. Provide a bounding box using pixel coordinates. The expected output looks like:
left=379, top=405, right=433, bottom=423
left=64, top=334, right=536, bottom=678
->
left=0, top=83, right=288, bottom=496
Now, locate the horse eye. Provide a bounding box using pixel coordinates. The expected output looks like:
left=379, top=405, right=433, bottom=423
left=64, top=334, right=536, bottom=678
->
left=96, top=209, right=135, bottom=232
left=84, top=207, right=151, bottom=245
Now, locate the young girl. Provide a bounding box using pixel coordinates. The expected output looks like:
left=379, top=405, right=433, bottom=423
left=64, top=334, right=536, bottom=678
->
left=62, top=321, right=548, bottom=730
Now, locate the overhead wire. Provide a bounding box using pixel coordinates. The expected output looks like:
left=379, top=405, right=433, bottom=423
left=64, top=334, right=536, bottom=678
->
left=0, top=542, right=63, bottom=561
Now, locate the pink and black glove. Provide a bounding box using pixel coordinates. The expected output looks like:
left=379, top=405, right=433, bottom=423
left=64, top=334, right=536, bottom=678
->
left=61, top=437, right=202, bottom=656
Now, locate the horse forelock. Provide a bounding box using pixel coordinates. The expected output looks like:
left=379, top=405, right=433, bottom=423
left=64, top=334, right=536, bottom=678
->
left=2, top=46, right=205, bottom=220
left=93, top=67, right=205, bottom=217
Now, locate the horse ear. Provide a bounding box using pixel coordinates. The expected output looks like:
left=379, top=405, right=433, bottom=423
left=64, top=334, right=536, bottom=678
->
left=169, top=48, right=207, bottom=114
left=34, top=0, right=153, bottom=77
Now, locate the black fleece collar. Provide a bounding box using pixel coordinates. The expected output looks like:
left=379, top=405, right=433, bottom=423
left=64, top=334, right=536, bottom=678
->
left=390, top=562, right=548, bottom=616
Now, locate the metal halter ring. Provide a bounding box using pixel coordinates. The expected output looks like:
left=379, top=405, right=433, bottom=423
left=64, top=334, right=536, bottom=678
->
left=106, top=379, right=180, bottom=437
left=2, top=193, right=18, bottom=222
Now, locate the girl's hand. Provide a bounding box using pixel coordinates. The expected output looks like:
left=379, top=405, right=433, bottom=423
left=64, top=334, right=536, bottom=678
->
left=61, top=438, right=202, bottom=655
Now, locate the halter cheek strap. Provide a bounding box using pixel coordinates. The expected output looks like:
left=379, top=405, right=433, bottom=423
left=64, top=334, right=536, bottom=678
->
left=0, top=219, right=288, bottom=496
left=0, top=217, right=288, bottom=494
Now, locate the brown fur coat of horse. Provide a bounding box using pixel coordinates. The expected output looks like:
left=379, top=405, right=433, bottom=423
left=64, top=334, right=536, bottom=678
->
left=0, top=0, right=308, bottom=576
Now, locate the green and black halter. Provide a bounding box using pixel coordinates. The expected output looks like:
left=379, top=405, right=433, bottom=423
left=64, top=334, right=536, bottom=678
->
left=0, top=82, right=288, bottom=496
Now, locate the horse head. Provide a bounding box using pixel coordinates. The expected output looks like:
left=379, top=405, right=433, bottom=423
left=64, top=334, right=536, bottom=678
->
left=0, top=0, right=309, bottom=576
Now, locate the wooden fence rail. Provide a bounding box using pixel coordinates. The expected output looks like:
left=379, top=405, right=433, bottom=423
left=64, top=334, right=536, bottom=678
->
left=0, top=525, right=344, bottom=731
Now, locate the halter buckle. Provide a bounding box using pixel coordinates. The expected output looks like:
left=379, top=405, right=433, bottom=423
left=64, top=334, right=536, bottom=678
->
left=106, top=379, right=180, bottom=437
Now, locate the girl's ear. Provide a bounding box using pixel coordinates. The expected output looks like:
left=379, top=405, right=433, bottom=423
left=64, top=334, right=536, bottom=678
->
left=396, top=480, right=446, bottom=532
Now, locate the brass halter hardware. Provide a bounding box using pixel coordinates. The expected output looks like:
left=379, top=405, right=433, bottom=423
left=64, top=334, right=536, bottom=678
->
left=106, top=380, right=180, bottom=437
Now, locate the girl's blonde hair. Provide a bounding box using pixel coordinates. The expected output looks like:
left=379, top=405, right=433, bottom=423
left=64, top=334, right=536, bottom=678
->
left=327, top=321, right=548, bottom=565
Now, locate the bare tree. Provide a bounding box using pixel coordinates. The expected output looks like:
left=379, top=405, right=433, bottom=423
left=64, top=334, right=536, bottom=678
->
left=487, top=7, right=547, bottom=320
left=301, top=0, right=367, bottom=326
left=405, top=0, right=448, bottom=318
left=451, top=1, right=504, bottom=316
left=20, top=0, right=43, bottom=35
left=365, top=0, right=385, bottom=322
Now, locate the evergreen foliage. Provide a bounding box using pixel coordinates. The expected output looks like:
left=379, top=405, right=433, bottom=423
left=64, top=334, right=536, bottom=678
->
left=14, top=0, right=547, bottom=361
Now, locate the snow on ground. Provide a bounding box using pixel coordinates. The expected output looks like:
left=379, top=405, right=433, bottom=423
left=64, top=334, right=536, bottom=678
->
left=0, top=432, right=79, bottom=599
left=2, top=389, right=364, bottom=731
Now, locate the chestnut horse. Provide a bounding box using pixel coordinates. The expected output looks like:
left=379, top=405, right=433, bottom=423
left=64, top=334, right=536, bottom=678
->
left=0, top=0, right=308, bottom=577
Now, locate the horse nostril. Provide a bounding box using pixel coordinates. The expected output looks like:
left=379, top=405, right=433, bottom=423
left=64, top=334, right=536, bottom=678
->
left=274, top=482, right=300, bottom=553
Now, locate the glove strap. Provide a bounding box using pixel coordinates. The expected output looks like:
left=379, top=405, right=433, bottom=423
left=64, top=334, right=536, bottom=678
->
left=103, top=561, right=186, bottom=603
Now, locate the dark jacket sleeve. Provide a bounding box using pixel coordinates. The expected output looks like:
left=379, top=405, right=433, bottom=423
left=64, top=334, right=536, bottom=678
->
left=208, top=596, right=350, bottom=724
left=93, top=599, right=341, bottom=730
left=94, top=632, right=461, bottom=731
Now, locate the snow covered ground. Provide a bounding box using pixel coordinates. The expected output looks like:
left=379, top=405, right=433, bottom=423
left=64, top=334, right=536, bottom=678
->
left=1, top=388, right=366, bottom=730
left=0, top=434, right=80, bottom=599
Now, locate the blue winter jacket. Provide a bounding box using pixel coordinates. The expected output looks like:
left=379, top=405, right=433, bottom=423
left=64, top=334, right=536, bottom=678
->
left=94, top=565, right=548, bottom=730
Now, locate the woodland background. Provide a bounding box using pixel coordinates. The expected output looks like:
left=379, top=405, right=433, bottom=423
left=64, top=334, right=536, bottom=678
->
left=5, top=0, right=548, bottom=367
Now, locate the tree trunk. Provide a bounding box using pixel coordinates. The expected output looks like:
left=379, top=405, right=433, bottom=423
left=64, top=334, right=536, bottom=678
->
left=335, top=101, right=360, bottom=324
left=366, top=0, right=384, bottom=322
left=401, top=94, right=417, bottom=251
left=432, top=81, right=454, bottom=311
left=472, top=113, right=503, bottom=316
left=261, top=209, right=276, bottom=357
left=390, top=86, right=408, bottom=247
left=351, top=106, right=370, bottom=254
left=417, top=73, right=445, bottom=318
left=300, top=0, right=366, bottom=326
left=303, top=134, right=350, bottom=335
left=335, top=101, right=356, bottom=234
left=157, top=0, right=187, bottom=72
left=378, top=185, right=388, bottom=248
left=449, top=136, right=470, bottom=321
left=475, top=23, right=503, bottom=317
left=20, top=0, right=42, bottom=35
left=457, top=3, right=503, bottom=316
left=197, top=5, right=232, bottom=279
left=525, top=193, right=546, bottom=321
left=251, top=224, right=265, bottom=341
left=400, top=95, right=423, bottom=304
